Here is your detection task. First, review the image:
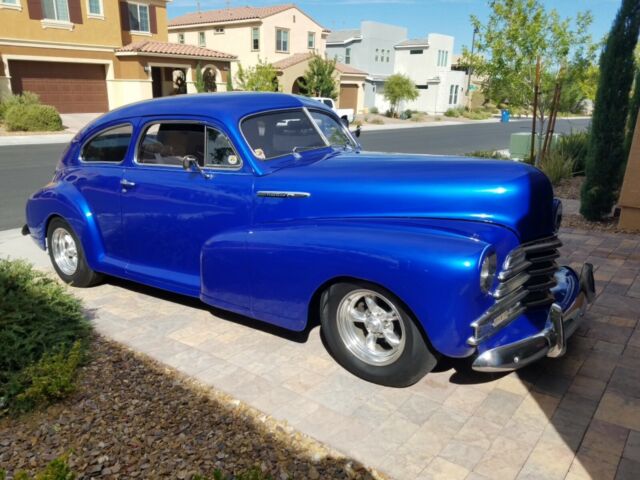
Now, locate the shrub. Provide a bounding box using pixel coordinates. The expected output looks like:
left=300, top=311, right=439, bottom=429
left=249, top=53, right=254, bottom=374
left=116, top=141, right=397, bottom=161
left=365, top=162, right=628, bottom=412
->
left=462, top=109, right=492, bottom=120
left=401, top=109, right=413, bottom=119
left=558, top=131, right=590, bottom=174
left=540, top=147, right=575, bottom=185
left=3, top=455, right=75, bottom=480
left=369, top=106, right=379, bottom=114
left=465, top=150, right=510, bottom=159
left=4, top=103, right=63, bottom=132
left=444, top=107, right=462, bottom=117
left=369, top=117, right=384, bottom=125
left=0, top=259, right=89, bottom=413
left=0, top=91, right=40, bottom=121
left=410, top=112, right=426, bottom=122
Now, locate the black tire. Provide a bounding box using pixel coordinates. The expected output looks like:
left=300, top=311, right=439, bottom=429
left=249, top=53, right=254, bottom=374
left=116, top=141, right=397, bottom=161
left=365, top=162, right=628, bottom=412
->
left=47, top=217, right=102, bottom=287
left=320, top=281, right=438, bottom=387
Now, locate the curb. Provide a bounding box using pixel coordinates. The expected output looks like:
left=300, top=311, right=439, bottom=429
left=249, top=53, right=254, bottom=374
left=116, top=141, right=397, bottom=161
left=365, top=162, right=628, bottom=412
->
left=0, top=133, right=75, bottom=146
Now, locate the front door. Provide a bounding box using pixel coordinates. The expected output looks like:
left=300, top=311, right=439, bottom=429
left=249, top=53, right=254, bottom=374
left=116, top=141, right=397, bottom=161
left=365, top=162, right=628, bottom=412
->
left=120, top=119, right=252, bottom=296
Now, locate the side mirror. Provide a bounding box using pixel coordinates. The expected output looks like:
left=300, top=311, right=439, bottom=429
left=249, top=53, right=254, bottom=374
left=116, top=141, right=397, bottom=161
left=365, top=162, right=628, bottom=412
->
left=351, top=125, right=361, bottom=138
left=182, top=155, right=212, bottom=179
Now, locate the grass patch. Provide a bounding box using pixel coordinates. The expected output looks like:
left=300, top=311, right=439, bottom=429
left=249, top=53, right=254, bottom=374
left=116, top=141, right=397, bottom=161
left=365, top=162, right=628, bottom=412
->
left=0, top=259, right=90, bottom=414
left=558, top=130, right=589, bottom=175
left=540, top=146, right=575, bottom=186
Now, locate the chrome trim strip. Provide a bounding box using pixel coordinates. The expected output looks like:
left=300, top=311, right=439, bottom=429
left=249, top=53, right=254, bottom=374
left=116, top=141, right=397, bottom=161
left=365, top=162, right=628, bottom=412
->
left=492, top=271, right=530, bottom=299
left=256, top=191, right=311, bottom=198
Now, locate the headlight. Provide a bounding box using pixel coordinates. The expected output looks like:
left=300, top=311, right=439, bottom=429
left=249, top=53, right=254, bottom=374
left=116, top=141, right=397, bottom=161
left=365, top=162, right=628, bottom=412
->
left=480, top=252, right=497, bottom=294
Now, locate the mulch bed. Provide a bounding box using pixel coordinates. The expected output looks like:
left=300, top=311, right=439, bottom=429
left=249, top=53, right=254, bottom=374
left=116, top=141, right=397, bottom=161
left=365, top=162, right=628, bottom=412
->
left=554, top=175, right=583, bottom=200
left=0, top=337, right=385, bottom=480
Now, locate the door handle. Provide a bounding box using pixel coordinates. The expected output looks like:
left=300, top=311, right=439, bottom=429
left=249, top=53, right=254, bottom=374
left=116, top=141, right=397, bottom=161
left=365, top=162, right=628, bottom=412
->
left=120, top=179, right=136, bottom=188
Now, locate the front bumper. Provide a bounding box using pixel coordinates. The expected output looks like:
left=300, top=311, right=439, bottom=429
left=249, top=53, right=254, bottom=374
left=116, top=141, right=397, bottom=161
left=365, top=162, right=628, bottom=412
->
left=472, top=263, right=595, bottom=372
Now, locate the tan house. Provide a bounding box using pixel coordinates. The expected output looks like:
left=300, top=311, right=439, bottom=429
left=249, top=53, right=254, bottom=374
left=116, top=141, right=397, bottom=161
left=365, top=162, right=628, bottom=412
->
left=0, top=0, right=236, bottom=113
left=168, top=3, right=367, bottom=113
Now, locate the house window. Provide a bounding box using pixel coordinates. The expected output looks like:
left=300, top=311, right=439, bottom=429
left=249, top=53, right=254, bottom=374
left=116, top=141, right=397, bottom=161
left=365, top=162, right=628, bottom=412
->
left=251, top=27, right=260, bottom=50
left=178, top=32, right=184, bottom=44
left=87, top=0, right=102, bottom=16
left=449, top=85, right=459, bottom=104
left=386, top=50, right=390, bottom=62
left=214, top=27, right=224, bottom=34
left=276, top=28, right=289, bottom=52
left=410, top=49, right=423, bottom=55
left=0, top=0, right=19, bottom=5
left=42, top=0, right=70, bottom=21
left=128, top=2, right=150, bottom=33
left=308, top=32, right=315, bottom=49
left=198, top=31, right=206, bottom=47
left=375, top=48, right=379, bottom=62
left=345, top=47, right=351, bottom=64
left=438, top=50, right=449, bottom=67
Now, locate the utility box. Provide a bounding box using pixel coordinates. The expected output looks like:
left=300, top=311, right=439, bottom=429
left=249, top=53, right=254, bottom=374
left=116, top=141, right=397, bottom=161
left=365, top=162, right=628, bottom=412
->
left=509, top=132, right=559, bottom=161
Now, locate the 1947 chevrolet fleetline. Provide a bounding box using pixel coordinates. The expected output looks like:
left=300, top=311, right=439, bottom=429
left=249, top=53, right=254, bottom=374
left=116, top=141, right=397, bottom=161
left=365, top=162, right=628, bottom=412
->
left=24, top=93, right=595, bottom=387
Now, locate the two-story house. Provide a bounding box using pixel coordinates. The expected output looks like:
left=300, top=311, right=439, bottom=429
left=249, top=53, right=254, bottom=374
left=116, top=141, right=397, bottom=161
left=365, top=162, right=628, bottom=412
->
left=394, top=33, right=467, bottom=114
left=168, top=4, right=367, bottom=114
left=0, top=0, right=236, bottom=113
left=326, top=21, right=406, bottom=111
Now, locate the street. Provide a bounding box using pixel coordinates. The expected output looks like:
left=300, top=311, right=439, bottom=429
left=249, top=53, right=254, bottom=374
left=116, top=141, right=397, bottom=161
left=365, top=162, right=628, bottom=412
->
left=0, top=118, right=589, bottom=231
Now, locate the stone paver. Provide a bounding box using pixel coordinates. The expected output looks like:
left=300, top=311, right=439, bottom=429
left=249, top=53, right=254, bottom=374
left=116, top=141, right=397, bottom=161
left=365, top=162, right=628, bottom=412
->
left=1, top=227, right=639, bottom=480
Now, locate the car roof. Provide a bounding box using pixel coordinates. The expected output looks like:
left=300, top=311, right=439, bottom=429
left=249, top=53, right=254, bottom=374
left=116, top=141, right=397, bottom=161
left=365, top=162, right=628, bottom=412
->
left=90, top=92, right=332, bottom=131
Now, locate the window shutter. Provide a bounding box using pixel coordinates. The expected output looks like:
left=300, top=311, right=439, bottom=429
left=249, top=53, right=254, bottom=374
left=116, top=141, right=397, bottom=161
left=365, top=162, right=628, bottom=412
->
left=27, top=0, right=43, bottom=20
left=68, top=0, right=83, bottom=24
left=119, top=2, right=130, bottom=31
left=149, top=5, right=157, bottom=34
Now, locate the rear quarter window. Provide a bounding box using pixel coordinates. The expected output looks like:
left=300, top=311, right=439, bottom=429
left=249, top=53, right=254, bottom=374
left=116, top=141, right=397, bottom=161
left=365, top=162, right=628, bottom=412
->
left=81, top=124, right=133, bottom=163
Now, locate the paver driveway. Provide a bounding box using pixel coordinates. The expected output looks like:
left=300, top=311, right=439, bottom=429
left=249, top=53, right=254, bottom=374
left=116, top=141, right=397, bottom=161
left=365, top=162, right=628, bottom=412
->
left=1, top=227, right=639, bottom=480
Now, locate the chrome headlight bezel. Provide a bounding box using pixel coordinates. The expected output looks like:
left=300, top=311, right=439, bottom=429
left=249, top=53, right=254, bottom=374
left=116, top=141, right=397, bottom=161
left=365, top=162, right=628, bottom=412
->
left=480, top=252, right=498, bottom=294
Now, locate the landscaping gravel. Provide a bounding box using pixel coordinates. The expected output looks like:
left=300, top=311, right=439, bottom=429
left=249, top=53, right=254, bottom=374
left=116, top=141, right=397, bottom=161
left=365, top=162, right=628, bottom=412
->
left=0, top=337, right=386, bottom=480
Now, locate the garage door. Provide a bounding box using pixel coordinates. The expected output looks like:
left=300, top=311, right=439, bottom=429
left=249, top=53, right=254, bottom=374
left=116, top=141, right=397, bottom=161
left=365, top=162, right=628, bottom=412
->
left=9, top=61, right=108, bottom=113
left=339, top=84, right=358, bottom=111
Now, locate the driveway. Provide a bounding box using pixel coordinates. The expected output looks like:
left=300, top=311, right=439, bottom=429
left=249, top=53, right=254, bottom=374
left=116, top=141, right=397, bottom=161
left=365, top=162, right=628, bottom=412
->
left=1, top=226, right=638, bottom=480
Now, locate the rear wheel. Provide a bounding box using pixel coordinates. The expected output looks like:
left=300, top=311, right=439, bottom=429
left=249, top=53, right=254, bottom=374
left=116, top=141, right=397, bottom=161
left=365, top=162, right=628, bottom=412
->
left=47, top=217, right=102, bottom=287
left=321, top=281, right=438, bottom=387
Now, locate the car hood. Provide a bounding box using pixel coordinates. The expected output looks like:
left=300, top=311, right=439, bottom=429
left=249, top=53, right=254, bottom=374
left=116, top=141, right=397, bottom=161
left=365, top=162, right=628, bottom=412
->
left=253, top=151, right=555, bottom=242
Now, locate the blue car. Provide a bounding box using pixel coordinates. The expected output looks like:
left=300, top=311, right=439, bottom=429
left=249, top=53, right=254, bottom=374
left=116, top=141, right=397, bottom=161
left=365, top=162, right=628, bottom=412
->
left=24, top=93, right=595, bottom=387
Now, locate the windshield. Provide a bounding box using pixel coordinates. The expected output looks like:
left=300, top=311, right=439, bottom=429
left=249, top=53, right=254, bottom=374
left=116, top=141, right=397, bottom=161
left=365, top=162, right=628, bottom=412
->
left=241, top=108, right=356, bottom=160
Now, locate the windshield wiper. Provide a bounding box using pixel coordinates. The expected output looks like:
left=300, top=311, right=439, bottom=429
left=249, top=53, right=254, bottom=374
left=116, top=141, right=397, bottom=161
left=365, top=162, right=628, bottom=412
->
left=291, top=145, right=323, bottom=159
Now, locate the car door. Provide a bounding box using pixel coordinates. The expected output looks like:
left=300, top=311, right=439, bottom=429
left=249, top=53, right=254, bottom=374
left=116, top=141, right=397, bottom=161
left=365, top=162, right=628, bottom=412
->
left=74, top=122, right=134, bottom=272
left=120, top=118, right=253, bottom=297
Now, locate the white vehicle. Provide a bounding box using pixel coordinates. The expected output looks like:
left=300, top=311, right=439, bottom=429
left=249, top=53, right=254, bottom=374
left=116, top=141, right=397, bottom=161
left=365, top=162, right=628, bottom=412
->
left=312, top=97, right=354, bottom=125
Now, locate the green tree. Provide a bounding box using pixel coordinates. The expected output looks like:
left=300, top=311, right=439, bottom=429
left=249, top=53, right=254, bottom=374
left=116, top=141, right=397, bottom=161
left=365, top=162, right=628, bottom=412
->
left=581, top=0, right=640, bottom=220
left=461, top=0, right=596, bottom=162
left=226, top=70, right=234, bottom=92
left=299, top=54, right=338, bottom=98
left=236, top=59, right=279, bottom=92
left=383, top=74, right=418, bottom=117
left=194, top=62, right=206, bottom=93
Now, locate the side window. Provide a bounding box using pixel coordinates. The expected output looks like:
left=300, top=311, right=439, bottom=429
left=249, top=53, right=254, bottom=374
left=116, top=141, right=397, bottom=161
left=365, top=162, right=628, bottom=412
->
left=81, top=124, right=133, bottom=163
left=206, top=128, right=240, bottom=168
left=138, top=123, right=204, bottom=167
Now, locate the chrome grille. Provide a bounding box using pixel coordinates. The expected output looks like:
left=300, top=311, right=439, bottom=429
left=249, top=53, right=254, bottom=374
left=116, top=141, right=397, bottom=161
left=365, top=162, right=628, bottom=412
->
left=499, top=235, right=562, bottom=309
left=468, top=235, right=562, bottom=346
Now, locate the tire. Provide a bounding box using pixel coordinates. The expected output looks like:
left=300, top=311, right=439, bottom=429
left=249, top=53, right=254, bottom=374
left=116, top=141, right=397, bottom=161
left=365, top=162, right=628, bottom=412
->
left=47, top=217, right=102, bottom=287
left=321, top=281, right=438, bottom=387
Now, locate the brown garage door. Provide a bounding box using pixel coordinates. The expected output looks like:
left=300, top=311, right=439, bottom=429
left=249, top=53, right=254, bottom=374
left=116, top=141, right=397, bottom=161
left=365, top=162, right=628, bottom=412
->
left=339, top=84, right=358, bottom=111
left=9, top=61, right=108, bottom=113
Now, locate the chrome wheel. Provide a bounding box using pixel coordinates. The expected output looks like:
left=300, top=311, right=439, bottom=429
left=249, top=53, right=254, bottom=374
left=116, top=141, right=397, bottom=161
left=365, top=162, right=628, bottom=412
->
left=336, top=289, right=406, bottom=366
left=51, top=227, right=78, bottom=276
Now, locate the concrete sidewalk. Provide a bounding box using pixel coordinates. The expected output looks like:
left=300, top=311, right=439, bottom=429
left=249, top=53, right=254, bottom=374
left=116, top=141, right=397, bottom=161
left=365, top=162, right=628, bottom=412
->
left=0, top=113, right=99, bottom=147
left=1, top=227, right=639, bottom=480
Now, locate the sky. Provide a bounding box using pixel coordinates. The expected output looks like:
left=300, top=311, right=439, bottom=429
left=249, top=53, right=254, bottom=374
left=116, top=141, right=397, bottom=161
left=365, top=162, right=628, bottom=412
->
left=167, top=0, right=622, bottom=54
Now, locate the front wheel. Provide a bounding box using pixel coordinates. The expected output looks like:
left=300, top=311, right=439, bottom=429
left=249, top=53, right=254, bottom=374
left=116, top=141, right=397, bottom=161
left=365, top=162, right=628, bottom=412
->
left=321, top=281, right=438, bottom=387
left=47, top=217, right=102, bottom=287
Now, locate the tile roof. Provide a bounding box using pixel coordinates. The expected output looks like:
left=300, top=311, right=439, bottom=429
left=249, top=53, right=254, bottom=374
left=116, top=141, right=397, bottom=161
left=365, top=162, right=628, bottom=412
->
left=169, top=4, right=296, bottom=27
left=272, top=52, right=314, bottom=70
left=326, top=29, right=361, bottom=44
left=335, top=62, right=367, bottom=75
left=396, top=38, right=429, bottom=48
left=116, top=41, right=237, bottom=60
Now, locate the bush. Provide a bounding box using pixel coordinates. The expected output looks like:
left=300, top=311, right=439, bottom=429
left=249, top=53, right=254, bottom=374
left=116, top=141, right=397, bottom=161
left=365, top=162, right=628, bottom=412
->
left=2, top=455, right=75, bottom=480
left=0, top=259, right=89, bottom=413
left=369, top=117, right=384, bottom=125
left=462, top=109, right=492, bottom=120
left=400, top=109, right=413, bottom=119
left=540, top=147, right=575, bottom=186
left=465, top=150, right=511, bottom=159
left=410, top=112, right=426, bottom=122
left=4, top=103, right=63, bottom=132
left=0, top=91, right=40, bottom=121
left=369, top=106, right=379, bottom=114
left=445, top=107, right=463, bottom=117
left=558, top=130, right=590, bottom=174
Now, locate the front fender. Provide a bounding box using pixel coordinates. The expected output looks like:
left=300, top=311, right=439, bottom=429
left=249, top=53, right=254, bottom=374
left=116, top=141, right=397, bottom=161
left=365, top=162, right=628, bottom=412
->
left=202, top=218, right=519, bottom=357
left=26, top=181, right=106, bottom=271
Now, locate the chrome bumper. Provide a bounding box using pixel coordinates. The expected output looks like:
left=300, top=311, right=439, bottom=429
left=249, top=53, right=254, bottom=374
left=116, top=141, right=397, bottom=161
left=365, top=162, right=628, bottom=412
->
left=472, top=263, right=595, bottom=372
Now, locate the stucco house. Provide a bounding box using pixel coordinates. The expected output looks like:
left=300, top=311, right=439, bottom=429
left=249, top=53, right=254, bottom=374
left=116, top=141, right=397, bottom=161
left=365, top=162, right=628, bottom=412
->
left=327, top=24, right=467, bottom=114
left=0, top=0, right=236, bottom=113
left=168, top=3, right=367, bottom=113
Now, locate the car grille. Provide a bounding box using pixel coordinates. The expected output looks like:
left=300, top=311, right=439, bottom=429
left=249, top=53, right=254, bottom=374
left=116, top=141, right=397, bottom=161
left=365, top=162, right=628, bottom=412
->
left=468, top=235, right=562, bottom=346
left=496, top=235, right=562, bottom=308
